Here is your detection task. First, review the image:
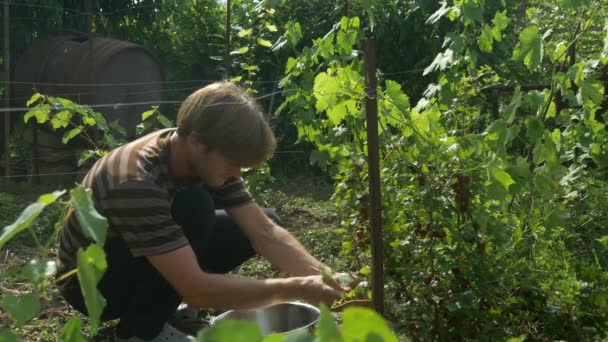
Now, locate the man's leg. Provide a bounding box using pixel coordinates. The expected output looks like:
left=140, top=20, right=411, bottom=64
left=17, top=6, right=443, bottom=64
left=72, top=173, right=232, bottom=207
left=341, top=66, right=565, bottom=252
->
left=59, top=186, right=280, bottom=339
left=59, top=236, right=183, bottom=339
left=171, top=185, right=282, bottom=274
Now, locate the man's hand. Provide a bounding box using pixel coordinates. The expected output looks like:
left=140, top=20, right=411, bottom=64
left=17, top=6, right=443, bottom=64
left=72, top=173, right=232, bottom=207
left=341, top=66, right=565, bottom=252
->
left=321, top=267, right=360, bottom=292
left=296, top=275, right=345, bottom=306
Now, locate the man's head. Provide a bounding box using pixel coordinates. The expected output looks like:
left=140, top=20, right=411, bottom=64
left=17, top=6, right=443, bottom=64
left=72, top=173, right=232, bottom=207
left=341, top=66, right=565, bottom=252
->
left=176, top=82, right=276, bottom=185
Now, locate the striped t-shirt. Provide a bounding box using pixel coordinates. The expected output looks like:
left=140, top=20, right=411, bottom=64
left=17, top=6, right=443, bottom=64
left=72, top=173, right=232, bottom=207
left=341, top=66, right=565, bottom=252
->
left=57, top=128, right=252, bottom=275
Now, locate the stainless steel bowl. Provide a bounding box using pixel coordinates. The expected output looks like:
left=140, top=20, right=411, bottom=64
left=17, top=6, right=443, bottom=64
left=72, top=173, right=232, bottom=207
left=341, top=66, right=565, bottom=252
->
left=210, top=302, right=320, bottom=336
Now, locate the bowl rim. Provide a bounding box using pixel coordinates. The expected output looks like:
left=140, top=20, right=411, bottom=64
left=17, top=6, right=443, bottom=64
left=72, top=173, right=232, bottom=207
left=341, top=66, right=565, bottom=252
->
left=210, top=301, right=321, bottom=328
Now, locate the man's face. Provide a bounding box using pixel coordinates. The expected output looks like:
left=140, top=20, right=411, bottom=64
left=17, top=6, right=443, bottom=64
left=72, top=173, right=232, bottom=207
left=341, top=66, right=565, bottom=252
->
left=190, top=143, right=241, bottom=187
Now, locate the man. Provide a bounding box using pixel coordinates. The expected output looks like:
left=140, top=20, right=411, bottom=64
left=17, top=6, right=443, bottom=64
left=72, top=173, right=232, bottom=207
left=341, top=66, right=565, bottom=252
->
left=56, top=82, right=352, bottom=341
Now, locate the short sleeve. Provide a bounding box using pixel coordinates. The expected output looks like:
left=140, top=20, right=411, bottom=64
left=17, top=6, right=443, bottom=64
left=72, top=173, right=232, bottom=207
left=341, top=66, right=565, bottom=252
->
left=100, top=180, right=189, bottom=257
left=208, top=177, right=253, bottom=209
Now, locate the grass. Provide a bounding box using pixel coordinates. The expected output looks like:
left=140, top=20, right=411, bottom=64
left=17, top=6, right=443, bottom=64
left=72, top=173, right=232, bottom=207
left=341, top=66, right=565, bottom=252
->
left=0, top=175, right=344, bottom=341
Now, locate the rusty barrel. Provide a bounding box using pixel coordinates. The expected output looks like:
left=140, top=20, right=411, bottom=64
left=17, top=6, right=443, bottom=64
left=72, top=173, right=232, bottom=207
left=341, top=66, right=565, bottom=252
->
left=11, top=36, right=166, bottom=184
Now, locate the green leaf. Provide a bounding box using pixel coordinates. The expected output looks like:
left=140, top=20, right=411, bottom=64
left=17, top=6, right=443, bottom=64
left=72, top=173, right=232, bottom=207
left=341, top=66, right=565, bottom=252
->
left=265, top=330, right=314, bottom=342
left=257, top=38, right=273, bottom=48
left=141, top=108, right=156, bottom=121
left=77, top=244, right=108, bottom=335
left=59, top=317, right=87, bottom=342
left=597, top=236, right=608, bottom=250
left=26, top=93, right=41, bottom=107
left=489, top=166, right=515, bottom=190
left=197, top=319, right=263, bottom=342
left=479, top=25, right=494, bottom=52
left=237, top=28, right=253, bottom=37
left=512, top=26, right=543, bottom=71
left=502, top=86, right=522, bottom=124
left=462, top=1, right=483, bottom=26
left=423, top=49, right=454, bottom=75
left=265, top=22, right=278, bottom=32
left=22, top=260, right=57, bottom=285
left=70, top=186, right=108, bottom=245
left=560, top=0, right=591, bottom=9
left=341, top=307, right=398, bottom=342
left=50, top=110, right=72, bottom=129
left=24, top=106, right=51, bottom=124
left=0, top=190, right=65, bottom=249
left=327, top=100, right=358, bottom=126
left=426, top=2, right=451, bottom=24
left=0, top=330, right=17, bottom=342
left=316, top=304, right=342, bottom=341
left=157, top=114, right=173, bottom=128
left=385, top=80, right=410, bottom=113
left=231, top=47, right=250, bottom=55
left=533, top=139, right=558, bottom=165
left=578, top=79, right=605, bottom=104
left=314, top=72, right=341, bottom=113
left=492, top=10, right=510, bottom=33
left=513, top=226, right=522, bottom=245
left=526, top=117, right=545, bottom=142
left=62, top=127, right=83, bottom=144
left=77, top=150, right=97, bottom=167
left=603, top=20, right=608, bottom=59
left=1, top=293, right=41, bottom=327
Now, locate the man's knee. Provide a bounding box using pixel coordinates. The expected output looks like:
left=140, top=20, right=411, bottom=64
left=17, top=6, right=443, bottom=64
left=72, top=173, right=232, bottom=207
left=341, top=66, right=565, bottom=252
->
left=214, top=208, right=282, bottom=226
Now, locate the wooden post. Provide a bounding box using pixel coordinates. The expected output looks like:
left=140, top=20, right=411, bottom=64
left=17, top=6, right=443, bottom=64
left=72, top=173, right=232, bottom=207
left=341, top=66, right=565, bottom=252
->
left=225, top=0, right=232, bottom=79
left=363, top=38, right=384, bottom=315
left=85, top=0, right=92, bottom=34
left=3, top=1, right=10, bottom=185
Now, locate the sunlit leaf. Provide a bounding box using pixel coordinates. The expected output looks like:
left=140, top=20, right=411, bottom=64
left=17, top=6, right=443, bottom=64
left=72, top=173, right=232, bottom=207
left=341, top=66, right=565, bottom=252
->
left=142, top=108, right=156, bottom=121
left=196, top=319, right=263, bottom=342
left=512, top=26, right=543, bottom=71
left=50, top=110, right=72, bottom=129
left=26, top=93, right=41, bottom=107
left=578, top=79, right=604, bottom=104
left=77, top=245, right=107, bottom=335
left=342, top=307, right=398, bottom=342
left=603, top=19, right=608, bottom=58
left=426, top=1, right=451, bottom=25
left=62, top=127, right=83, bottom=144
left=70, top=186, right=108, bottom=245
left=237, top=28, right=253, bottom=37
left=489, top=167, right=515, bottom=190
left=157, top=114, right=174, bottom=128
left=257, top=38, right=273, bottom=48
left=24, top=105, right=51, bottom=124
left=423, top=49, right=454, bottom=75
left=59, top=317, right=87, bottom=342
left=315, top=304, right=342, bottom=341
left=265, top=330, right=314, bottom=342
left=265, top=22, right=278, bottom=32
left=385, top=80, right=410, bottom=114
left=479, top=25, right=494, bottom=52
left=0, top=191, right=65, bottom=249
left=502, top=86, right=522, bottom=124
left=597, top=236, right=608, bottom=250
left=314, top=72, right=341, bottom=113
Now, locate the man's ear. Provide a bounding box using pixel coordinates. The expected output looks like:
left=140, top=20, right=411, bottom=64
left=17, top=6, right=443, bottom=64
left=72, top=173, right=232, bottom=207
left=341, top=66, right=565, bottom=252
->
left=186, top=133, right=209, bottom=153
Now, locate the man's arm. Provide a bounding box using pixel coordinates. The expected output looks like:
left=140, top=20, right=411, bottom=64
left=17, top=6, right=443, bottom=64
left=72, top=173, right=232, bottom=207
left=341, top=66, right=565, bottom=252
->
left=226, top=202, right=325, bottom=277
left=146, top=245, right=341, bottom=310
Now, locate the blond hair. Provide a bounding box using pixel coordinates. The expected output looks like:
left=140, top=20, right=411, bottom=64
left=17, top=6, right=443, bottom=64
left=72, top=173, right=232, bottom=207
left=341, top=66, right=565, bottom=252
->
left=176, top=82, right=276, bottom=167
